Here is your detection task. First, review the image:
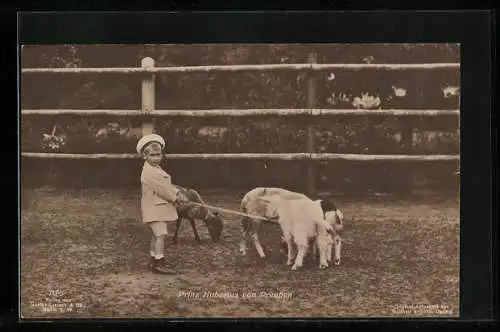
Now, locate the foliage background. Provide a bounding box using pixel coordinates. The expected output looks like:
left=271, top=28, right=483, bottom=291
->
left=20, top=44, right=460, bottom=194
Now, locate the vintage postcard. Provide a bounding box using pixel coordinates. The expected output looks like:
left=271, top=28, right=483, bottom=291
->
left=20, top=43, right=460, bottom=319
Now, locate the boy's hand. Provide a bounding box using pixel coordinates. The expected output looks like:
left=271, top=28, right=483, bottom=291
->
left=175, top=191, right=190, bottom=204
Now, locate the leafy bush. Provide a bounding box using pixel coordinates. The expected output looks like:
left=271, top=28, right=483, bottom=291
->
left=20, top=44, right=460, bottom=192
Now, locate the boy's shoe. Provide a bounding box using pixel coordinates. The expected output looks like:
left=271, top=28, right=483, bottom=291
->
left=150, top=257, right=177, bottom=275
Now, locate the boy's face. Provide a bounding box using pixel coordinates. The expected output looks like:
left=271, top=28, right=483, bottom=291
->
left=143, top=142, right=163, bottom=167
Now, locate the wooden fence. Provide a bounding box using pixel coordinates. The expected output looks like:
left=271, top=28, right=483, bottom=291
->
left=20, top=55, right=460, bottom=196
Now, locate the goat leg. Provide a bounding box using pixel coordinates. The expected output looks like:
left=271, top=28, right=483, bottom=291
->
left=284, top=235, right=294, bottom=266
left=188, top=218, right=201, bottom=242
left=244, top=218, right=265, bottom=258
left=292, top=244, right=307, bottom=270
left=318, top=244, right=329, bottom=269
left=172, top=218, right=182, bottom=243
left=251, top=233, right=266, bottom=258
left=327, top=243, right=333, bottom=264
left=239, top=218, right=250, bottom=256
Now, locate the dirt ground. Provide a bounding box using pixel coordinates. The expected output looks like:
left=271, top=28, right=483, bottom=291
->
left=20, top=187, right=459, bottom=318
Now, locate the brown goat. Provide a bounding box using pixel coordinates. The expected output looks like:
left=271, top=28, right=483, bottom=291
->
left=172, top=185, right=224, bottom=243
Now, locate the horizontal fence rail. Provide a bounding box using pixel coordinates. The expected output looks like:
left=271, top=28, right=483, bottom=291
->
left=21, top=109, right=460, bottom=117
left=21, top=62, right=460, bottom=74
left=20, top=56, right=461, bottom=195
left=21, top=152, right=460, bottom=161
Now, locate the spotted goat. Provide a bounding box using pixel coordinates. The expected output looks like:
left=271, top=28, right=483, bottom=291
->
left=240, top=187, right=345, bottom=266
left=239, top=187, right=309, bottom=258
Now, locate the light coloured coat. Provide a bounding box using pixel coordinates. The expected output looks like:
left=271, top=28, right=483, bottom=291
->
left=140, top=161, right=179, bottom=223
left=257, top=195, right=335, bottom=270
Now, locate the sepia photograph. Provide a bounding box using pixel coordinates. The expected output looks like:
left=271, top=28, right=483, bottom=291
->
left=20, top=43, right=460, bottom=318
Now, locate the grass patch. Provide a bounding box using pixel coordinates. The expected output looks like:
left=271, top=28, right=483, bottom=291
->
left=20, top=187, right=459, bottom=318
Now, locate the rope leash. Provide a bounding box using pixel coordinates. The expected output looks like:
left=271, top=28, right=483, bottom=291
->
left=184, top=201, right=274, bottom=222
left=181, top=200, right=344, bottom=238
left=183, top=201, right=344, bottom=224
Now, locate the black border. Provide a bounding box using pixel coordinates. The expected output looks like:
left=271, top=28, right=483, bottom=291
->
left=7, top=10, right=496, bottom=330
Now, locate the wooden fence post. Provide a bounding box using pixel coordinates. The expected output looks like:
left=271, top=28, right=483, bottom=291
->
left=400, top=120, right=414, bottom=195
left=306, top=53, right=317, bottom=197
left=141, top=57, right=155, bottom=135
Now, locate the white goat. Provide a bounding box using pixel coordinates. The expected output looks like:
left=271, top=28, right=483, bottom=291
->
left=239, top=187, right=309, bottom=258
left=256, top=195, right=336, bottom=270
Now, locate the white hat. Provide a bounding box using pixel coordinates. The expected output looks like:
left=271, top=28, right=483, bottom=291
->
left=136, top=134, right=166, bottom=155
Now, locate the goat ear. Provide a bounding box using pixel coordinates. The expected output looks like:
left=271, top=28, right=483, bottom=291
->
left=320, top=199, right=337, bottom=213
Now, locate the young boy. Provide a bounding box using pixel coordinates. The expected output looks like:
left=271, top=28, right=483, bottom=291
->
left=136, top=134, right=190, bottom=275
